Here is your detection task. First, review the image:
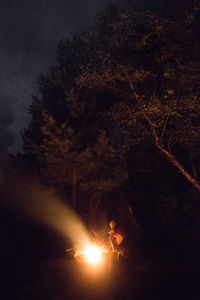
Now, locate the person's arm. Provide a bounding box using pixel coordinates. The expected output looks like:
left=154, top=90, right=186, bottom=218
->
left=113, top=232, right=123, bottom=245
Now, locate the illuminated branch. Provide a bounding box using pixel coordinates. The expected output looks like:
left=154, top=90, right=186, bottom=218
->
left=161, top=114, right=169, bottom=142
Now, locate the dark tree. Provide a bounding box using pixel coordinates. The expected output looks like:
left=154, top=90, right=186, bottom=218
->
left=77, top=6, right=200, bottom=192
left=23, top=33, right=127, bottom=221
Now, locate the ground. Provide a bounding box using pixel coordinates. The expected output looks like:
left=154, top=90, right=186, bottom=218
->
left=2, top=253, right=199, bottom=300
left=1, top=211, right=199, bottom=299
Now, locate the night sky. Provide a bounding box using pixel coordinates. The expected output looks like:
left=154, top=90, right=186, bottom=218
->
left=1, top=0, right=133, bottom=153
left=0, top=0, right=167, bottom=153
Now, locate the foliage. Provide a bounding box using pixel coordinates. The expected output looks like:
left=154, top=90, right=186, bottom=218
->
left=77, top=6, right=200, bottom=190
left=29, top=112, right=127, bottom=194
left=21, top=3, right=200, bottom=229
left=157, top=190, right=200, bottom=232
left=23, top=32, right=127, bottom=207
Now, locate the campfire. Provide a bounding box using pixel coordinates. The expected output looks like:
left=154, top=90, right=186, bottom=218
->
left=73, top=242, right=108, bottom=266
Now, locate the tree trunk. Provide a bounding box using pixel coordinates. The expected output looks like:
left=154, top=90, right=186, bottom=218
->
left=158, top=146, right=200, bottom=191
left=89, top=194, right=100, bottom=228
left=138, top=96, right=200, bottom=192
left=126, top=203, right=140, bottom=231
left=130, top=88, right=200, bottom=192
left=72, top=169, right=77, bottom=207
left=191, top=161, right=198, bottom=179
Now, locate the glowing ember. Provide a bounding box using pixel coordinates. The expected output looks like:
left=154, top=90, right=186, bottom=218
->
left=83, top=244, right=102, bottom=265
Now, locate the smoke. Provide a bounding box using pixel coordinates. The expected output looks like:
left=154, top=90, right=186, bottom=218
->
left=6, top=178, right=90, bottom=248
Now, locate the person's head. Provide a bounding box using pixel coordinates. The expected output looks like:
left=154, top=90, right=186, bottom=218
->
left=109, top=220, right=116, bottom=230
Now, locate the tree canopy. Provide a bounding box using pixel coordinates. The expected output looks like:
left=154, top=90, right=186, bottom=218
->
left=77, top=6, right=200, bottom=191
left=21, top=3, right=200, bottom=231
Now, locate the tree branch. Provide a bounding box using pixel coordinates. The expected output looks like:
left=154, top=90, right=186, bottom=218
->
left=161, top=114, right=169, bottom=141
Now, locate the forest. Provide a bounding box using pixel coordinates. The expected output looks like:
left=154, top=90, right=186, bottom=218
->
left=0, top=2, right=200, bottom=299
